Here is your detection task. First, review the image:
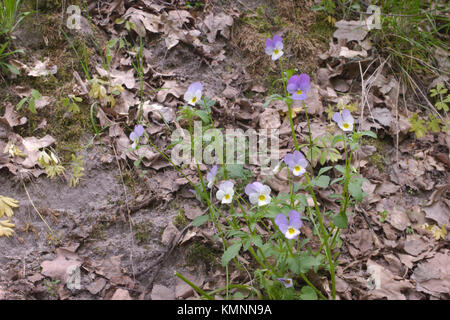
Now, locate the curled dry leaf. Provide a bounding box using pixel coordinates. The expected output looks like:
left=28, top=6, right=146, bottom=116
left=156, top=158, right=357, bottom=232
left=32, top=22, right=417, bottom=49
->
left=19, top=135, right=56, bottom=168
left=202, top=12, right=234, bottom=43
left=0, top=103, right=27, bottom=128
left=27, top=59, right=58, bottom=77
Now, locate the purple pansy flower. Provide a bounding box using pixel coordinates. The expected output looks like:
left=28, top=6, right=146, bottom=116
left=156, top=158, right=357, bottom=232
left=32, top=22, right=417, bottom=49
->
left=206, top=165, right=218, bottom=188
left=265, top=35, right=284, bottom=61
left=245, top=182, right=271, bottom=206
left=277, top=278, right=294, bottom=288
left=184, top=82, right=203, bottom=106
left=284, top=150, right=308, bottom=176
left=275, top=210, right=303, bottom=240
left=332, top=108, right=354, bottom=132
left=129, top=124, right=145, bottom=149
left=287, top=74, right=310, bottom=100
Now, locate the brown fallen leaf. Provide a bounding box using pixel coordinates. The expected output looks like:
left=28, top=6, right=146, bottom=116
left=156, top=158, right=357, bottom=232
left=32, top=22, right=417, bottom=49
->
left=94, top=255, right=134, bottom=288
left=202, top=12, right=234, bottom=43
left=40, top=248, right=82, bottom=285
left=0, top=103, right=27, bottom=128
left=411, top=251, right=450, bottom=297
left=333, top=20, right=369, bottom=42
left=366, top=260, right=414, bottom=300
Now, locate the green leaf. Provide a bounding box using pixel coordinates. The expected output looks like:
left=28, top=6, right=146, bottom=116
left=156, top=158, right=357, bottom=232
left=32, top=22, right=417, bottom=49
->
left=28, top=98, right=36, bottom=114
left=30, top=89, right=42, bottom=100
left=331, top=134, right=344, bottom=147
left=298, top=253, right=320, bottom=273
left=360, top=130, right=377, bottom=139
left=287, top=255, right=301, bottom=274
left=332, top=214, right=348, bottom=229
left=61, top=97, right=69, bottom=107
left=311, top=175, right=330, bottom=188
left=435, top=101, right=448, bottom=112
left=330, top=176, right=344, bottom=185
left=192, top=214, right=209, bottom=227
left=300, top=286, right=318, bottom=300
left=334, top=164, right=346, bottom=174
left=68, top=103, right=80, bottom=113
left=348, top=179, right=363, bottom=202
left=319, top=150, right=327, bottom=165
left=318, top=166, right=333, bottom=177
left=6, top=63, right=19, bottom=74
left=409, top=113, right=428, bottom=138
left=16, top=97, right=28, bottom=110
left=427, top=115, right=441, bottom=132
left=193, top=110, right=210, bottom=123
left=221, top=242, right=242, bottom=266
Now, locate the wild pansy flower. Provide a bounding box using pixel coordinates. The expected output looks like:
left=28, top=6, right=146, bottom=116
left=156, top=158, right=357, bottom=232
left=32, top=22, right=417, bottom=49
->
left=129, top=124, right=145, bottom=149
left=184, top=81, right=203, bottom=106
left=216, top=180, right=234, bottom=204
left=265, top=35, right=284, bottom=61
left=332, top=108, right=354, bottom=132
left=284, top=150, right=308, bottom=176
left=277, top=278, right=293, bottom=288
left=206, top=165, right=218, bottom=188
left=275, top=210, right=302, bottom=240
left=245, top=182, right=271, bottom=206
left=287, top=74, right=310, bottom=100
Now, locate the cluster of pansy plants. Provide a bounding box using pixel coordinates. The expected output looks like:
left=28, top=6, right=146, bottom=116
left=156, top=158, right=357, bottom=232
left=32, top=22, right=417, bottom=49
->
left=135, top=34, right=377, bottom=300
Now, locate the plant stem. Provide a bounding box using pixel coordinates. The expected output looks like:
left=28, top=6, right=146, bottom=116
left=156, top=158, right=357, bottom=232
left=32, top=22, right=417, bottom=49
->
left=303, top=102, right=314, bottom=179
left=299, top=273, right=327, bottom=300
left=279, top=59, right=299, bottom=150
left=176, top=271, right=214, bottom=300
left=304, top=172, right=336, bottom=299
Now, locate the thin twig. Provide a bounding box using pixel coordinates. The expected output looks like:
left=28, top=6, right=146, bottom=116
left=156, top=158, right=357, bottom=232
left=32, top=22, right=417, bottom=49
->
left=22, top=182, right=53, bottom=233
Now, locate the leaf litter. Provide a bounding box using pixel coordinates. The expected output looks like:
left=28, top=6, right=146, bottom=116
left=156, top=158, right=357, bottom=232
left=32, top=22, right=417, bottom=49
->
left=0, top=0, right=448, bottom=300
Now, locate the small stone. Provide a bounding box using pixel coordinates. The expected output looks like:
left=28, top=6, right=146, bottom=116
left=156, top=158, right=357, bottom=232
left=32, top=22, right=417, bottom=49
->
left=151, top=284, right=175, bottom=300
left=111, top=288, right=132, bottom=300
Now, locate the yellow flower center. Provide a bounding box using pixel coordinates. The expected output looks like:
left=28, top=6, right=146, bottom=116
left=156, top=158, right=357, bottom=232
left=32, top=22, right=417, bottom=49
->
left=343, top=123, right=349, bottom=129
left=296, top=89, right=302, bottom=95
left=274, top=49, right=279, bottom=55
left=259, top=195, right=266, bottom=202
left=294, top=166, right=301, bottom=172
left=288, top=227, right=296, bottom=235
left=285, top=279, right=292, bottom=285
left=192, top=97, right=197, bottom=103
left=224, top=194, right=230, bottom=200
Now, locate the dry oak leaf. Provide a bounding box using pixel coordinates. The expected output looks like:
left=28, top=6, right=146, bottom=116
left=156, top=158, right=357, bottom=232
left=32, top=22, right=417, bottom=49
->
left=203, top=12, right=233, bottom=43
left=0, top=195, right=19, bottom=218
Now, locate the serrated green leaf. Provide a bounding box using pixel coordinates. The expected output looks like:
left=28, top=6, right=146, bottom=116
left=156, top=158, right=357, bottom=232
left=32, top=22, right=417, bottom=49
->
left=221, top=242, right=242, bottom=266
